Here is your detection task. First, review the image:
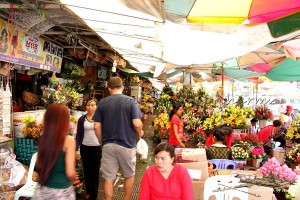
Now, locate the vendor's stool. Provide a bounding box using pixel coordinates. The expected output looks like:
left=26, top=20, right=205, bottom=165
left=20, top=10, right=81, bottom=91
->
left=14, top=152, right=38, bottom=200
left=208, top=159, right=237, bottom=169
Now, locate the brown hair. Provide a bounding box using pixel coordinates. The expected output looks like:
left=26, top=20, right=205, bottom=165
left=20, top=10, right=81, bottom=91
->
left=213, top=124, right=233, bottom=142
left=85, top=97, right=98, bottom=106
left=154, top=142, right=175, bottom=164
left=37, top=103, right=70, bottom=186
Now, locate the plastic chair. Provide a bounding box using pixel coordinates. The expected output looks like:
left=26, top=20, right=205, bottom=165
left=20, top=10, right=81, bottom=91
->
left=208, top=159, right=237, bottom=169
left=204, top=175, right=241, bottom=200
left=14, top=152, right=38, bottom=200
left=203, top=175, right=226, bottom=200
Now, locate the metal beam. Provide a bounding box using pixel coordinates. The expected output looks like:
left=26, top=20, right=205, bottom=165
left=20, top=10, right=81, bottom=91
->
left=63, top=46, right=85, bottom=49
left=44, top=31, right=97, bottom=35
left=0, top=3, right=61, bottom=9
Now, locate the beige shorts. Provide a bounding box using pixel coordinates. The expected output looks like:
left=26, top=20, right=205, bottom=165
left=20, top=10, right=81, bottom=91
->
left=101, top=143, right=136, bottom=179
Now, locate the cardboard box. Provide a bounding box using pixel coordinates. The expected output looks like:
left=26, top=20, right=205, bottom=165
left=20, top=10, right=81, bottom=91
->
left=192, top=180, right=204, bottom=200
left=175, top=148, right=207, bottom=163
left=178, top=161, right=209, bottom=181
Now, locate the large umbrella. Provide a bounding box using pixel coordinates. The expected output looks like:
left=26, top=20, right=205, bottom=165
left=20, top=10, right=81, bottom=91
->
left=61, top=0, right=300, bottom=71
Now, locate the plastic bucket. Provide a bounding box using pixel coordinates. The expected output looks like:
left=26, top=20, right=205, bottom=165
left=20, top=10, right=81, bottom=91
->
left=273, top=148, right=285, bottom=165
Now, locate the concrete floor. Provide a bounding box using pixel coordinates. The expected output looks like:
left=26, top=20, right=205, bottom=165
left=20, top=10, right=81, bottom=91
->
left=77, top=114, right=157, bottom=200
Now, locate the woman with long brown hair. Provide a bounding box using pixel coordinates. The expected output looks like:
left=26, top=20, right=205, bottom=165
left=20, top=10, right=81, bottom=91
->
left=33, top=103, right=76, bottom=199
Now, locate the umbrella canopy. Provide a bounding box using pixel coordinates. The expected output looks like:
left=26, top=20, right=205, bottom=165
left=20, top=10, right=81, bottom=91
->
left=61, top=0, right=300, bottom=80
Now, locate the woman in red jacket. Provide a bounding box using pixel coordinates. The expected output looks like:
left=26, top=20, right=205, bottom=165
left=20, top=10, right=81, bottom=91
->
left=138, top=142, right=193, bottom=200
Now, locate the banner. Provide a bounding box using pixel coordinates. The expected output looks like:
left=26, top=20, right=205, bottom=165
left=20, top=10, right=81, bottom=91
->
left=0, top=19, right=63, bottom=72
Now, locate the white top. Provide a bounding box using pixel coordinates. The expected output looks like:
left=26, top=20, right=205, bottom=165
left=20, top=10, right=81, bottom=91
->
left=82, top=118, right=100, bottom=146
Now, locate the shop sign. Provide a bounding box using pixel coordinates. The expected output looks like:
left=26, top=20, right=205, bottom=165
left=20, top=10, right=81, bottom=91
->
left=0, top=19, right=63, bottom=72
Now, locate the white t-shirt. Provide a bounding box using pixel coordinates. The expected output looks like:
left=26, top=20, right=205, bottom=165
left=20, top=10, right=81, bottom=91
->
left=82, top=118, right=100, bottom=146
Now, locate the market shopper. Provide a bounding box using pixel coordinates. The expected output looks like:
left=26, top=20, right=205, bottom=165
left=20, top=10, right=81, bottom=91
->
left=138, top=142, right=193, bottom=200
left=34, top=104, right=76, bottom=200
left=168, top=103, right=185, bottom=148
left=257, top=120, right=282, bottom=157
left=93, top=76, right=144, bottom=200
left=284, top=105, right=294, bottom=128
left=76, top=98, right=101, bottom=200
left=205, top=125, right=233, bottom=160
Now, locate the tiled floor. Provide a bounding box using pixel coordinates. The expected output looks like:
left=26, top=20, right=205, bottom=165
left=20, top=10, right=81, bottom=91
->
left=77, top=114, right=157, bottom=200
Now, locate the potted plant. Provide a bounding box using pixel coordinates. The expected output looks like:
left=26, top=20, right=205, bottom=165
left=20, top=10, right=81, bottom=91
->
left=153, top=113, right=170, bottom=142
left=232, top=146, right=249, bottom=169
left=250, top=147, right=266, bottom=168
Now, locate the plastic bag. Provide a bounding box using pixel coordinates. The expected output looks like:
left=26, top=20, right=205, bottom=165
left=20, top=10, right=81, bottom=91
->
left=136, top=138, right=148, bottom=159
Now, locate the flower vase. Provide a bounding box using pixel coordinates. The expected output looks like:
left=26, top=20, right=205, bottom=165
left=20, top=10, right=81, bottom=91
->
left=235, top=160, right=246, bottom=169
left=259, top=120, right=268, bottom=129
left=252, top=158, right=262, bottom=168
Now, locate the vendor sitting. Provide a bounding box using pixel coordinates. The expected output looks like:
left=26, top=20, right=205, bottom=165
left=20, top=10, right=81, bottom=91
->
left=249, top=118, right=259, bottom=134
left=257, top=120, right=282, bottom=157
left=206, top=124, right=233, bottom=147
left=205, top=125, right=233, bottom=160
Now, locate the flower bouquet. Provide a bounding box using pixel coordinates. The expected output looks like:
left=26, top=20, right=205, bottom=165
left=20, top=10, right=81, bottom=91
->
left=188, top=127, right=207, bottom=147
left=73, top=152, right=84, bottom=194
left=21, top=115, right=43, bottom=140
left=154, top=93, right=173, bottom=114
left=153, top=113, right=170, bottom=139
left=285, top=175, right=300, bottom=200
left=286, top=144, right=300, bottom=169
left=259, top=158, right=297, bottom=189
left=250, top=147, right=266, bottom=159
left=232, top=146, right=249, bottom=160
left=223, top=104, right=254, bottom=129
left=254, top=105, right=273, bottom=120
left=232, top=146, right=249, bottom=169
left=42, top=84, right=79, bottom=109
left=241, top=134, right=262, bottom=147
left=238, top=158, right=297, bottom=199
left=250, top=147, right=266, bottom=168
left=286, top=115, right=300, bottom=143
left=68, top=116, right=78, bottom=137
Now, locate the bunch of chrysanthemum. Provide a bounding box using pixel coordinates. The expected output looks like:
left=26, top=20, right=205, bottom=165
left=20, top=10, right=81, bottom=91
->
left=21, top=115, right=43, bottom=139
left=232, top=146, right=249, bottom=160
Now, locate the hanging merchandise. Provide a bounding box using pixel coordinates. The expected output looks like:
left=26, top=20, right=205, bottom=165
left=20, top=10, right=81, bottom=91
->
left=2, top=76, right=11, bottom=136
left=0, top=77, right=3, bottom=136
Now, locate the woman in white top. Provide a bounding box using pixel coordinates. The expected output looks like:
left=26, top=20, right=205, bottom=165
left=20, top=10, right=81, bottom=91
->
left=76, top=98, right=101, bottom=200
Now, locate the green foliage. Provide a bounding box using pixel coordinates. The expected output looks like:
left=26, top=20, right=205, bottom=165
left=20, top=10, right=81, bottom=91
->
left=162, top=84, right=174, bottom=97
left=60, top=63, right=86, bottom=79
left=236, top=96, right=244, bottom=108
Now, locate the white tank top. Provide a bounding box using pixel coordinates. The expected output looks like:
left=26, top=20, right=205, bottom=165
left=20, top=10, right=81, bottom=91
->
left=82, top=118, right=100, bottom=146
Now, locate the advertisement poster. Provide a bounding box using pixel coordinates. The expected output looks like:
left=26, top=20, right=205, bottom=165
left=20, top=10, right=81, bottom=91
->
left=0, top=19, right=63, bottom=72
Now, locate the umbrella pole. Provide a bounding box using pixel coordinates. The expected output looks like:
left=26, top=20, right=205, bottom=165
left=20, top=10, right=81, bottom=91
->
left=255, top=77, right=258, bottom=107
left=222, top=65, right=224, bottom=98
